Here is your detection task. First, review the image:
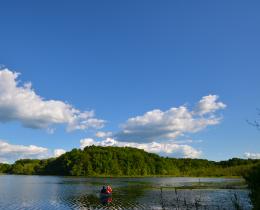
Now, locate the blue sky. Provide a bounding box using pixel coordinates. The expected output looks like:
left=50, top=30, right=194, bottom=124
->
left=0, top=0, right=259, bottom=162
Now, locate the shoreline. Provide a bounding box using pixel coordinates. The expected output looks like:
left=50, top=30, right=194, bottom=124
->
left=0, top=173, right=243, bottom=179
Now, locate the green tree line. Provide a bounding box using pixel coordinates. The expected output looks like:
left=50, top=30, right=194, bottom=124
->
left=0, top=146, right=259, bottom=177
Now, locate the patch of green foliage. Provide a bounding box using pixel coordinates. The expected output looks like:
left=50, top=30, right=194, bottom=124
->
left=0, top=146, right=259, bottom=178
left=244, top=163, right=260, bottom=210
left=0, top=163, right=11, bottom=173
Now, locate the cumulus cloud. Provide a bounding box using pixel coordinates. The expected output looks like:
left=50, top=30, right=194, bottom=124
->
left=96, top=131, right=112, bottom=138
left=54, top=149, right=66, bottom=157
left=0, top=140, right=49, bottom=163
left=0, top=68, right=105, bottom=132
left=244, top=152, right=260, bottom=159
left=0, top=140, right=68, bottom=163
left=80, top=138, right=201, bottom=158
left=196, top=95, right=226, bottom=115
left=115, top=95, right=226, bottom=142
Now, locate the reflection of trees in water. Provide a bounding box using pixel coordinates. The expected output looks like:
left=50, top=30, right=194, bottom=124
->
left=64, top=185, right=148, bottom=209
left=158, top=188, right=250, bottom=210
left=115, top=184, right=146, bottom=200
left=65, top=194, right=100, bottom=208
left=62, top=184, right=251, bottom=209
left=109, top=185, right=149, bottom=209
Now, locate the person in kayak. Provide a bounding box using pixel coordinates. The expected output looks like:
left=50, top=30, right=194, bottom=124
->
left=100, top=185, right=112, bottom=194
left=106, top=185, right=112, bottom=194
left=101, top=186, right=107, bottom=194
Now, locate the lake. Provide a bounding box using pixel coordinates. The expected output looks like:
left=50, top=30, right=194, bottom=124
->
left=0, top=175, right=252, bottom=209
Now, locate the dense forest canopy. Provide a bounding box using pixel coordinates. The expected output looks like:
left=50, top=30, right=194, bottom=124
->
left=0, top=146, right=260, bottom=177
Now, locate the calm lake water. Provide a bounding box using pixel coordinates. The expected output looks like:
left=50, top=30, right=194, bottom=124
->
left=0, top=175, right=252, bottom=210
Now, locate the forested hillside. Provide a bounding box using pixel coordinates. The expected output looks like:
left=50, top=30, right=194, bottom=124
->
left=0, top=146, right=259, bottom=177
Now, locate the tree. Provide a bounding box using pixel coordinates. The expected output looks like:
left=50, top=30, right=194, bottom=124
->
left=0, top=163, right=11, bottom=173
left=244, top=110, right=260, bottom=209
left=1, top=145, right=260, bottom=177
left=244, top=164, right=260, bottom=210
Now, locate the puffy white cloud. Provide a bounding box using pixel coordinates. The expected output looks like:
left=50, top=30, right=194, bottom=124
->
left=196, top=95, right=226, bottom=115
left=244, top=152, right=260, bottom=159
left=80, top=138, right=96, bottom=149
left=0, top=139, right=68, bottom=163
left=0, top=140, right=48, bottom=155
left=0, top=68, right=105, bottom=132
left=0, top=140, right=49, bottom=163
left=115, top=95, right=226, bottom=142
left=95, top=131, right=112, bottom=138
left=80, top=138, right=201, bottom=158
left=54, top=149, right=66, bottom=157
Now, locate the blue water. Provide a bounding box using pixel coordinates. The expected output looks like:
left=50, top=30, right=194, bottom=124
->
left=0, top=175, right=252, bottom=209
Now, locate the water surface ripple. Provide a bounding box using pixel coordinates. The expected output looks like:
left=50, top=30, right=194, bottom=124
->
left=0, top=175, right=252, bottom=209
